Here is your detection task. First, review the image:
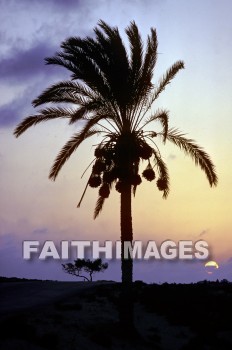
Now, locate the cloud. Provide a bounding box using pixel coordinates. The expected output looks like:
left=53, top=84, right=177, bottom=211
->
left=17, top=0, right=84, bottom=11
left=0, top=80, right=46, bottom=127
left=47, top=0, right=84, bottom=10
left=0, top=41, right=62, bottom=83
left=0, top=94, right=31, bottom=128
left=0, top=41, right=71, bottom=127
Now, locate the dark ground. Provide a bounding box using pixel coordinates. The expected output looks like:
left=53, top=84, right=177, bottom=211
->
left=1, top=277, right=232, bottom=350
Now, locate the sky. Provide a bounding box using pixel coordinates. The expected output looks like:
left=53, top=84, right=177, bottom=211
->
left=0, top=0, right=232, bottom=283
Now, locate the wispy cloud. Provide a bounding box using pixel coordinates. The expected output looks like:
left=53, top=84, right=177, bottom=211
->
left=0, top=41, right=70, bottom=127
left=0, top=94, right=31, bottom=127
left=0, top=42, right=60, bottom=83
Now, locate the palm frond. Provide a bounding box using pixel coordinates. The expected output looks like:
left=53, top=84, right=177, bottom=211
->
left=68, top=106, right=89, bottom=124
left=32, top=81, right=97, bottom=107
left=14, top=107, right=72, bottom=137
left=133, top=60, right=184, bottom=131
left=133, top=59, right=184, bottom=132
left=139, top=109, right=169, bottom=141
left=94, top=196, right=106, bottom=219
left=45, top=55, right=78, bottom=75
left=126, top=21, right=143, bottom=75
left=80, top=159, right=96, bottom=179
left=166, top=128, right=218, bottom=187
left=152, top=61, right=184, bottom=102
left=128, top=28, right=158, bottom=129
left=47, top=49, right=112, bottom=105
left=153, top=150, right=170, bottom=198
left=98, top=20, right=129, bottom=71
left=94, top=21, right=130, bottom=112
left=139, top=28, right=158, bottom=95
left=141, top=28, right=158, bottom=83
left=77, top=179, right=90, bottom=208
left=49, top=129, right=99, bottom=180
left=46, top=26, right=127, bottom=129
left=82, top=113, right=119, bottom=140
left=68, top=98, right=110, bottom=125
left=62, top=36, right=114, bottom=98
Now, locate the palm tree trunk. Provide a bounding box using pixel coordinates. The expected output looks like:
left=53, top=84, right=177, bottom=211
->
left=119, top=182, right=134, bottom=330
left=120, top=182, right=133, bottom=283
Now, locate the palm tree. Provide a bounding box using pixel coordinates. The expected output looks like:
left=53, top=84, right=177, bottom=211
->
left=14, top=20, right=217, bottom=285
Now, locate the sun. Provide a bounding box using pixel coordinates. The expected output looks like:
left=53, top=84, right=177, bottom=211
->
left=205, top=260, right=219, bottom=274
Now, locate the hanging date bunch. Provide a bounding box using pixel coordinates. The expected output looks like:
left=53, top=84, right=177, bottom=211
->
left=81, top=128, right=169, bottom=208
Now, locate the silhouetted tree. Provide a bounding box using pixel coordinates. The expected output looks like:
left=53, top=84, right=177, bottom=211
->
left=14, top=21, right=217, bottom=287
left=62, top=258, right=108, bottom=281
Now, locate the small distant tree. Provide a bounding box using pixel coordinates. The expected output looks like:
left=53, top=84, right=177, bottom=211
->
left=62, top=258, right=108, bottom=281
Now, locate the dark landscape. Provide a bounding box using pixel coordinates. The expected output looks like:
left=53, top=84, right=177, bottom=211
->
left=1, top=277, right=232, bottom=350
